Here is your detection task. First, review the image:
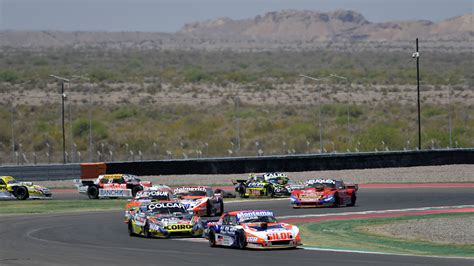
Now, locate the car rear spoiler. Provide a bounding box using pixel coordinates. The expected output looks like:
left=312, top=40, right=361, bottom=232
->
left=231, top=179, right=247, bottom=185
left=346, top=184, right=359, bottom=191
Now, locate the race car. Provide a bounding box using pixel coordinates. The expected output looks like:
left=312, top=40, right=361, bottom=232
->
left=290, top=178, right=358, bottom=208
left=127, top=201, right=203, bottom=238
left=205, top=210, right=302, bottom=249
left=124, top=188, right=174, bottom=223
left=0, top=176, right=52, bottom=200
left=233, top=172, right=302, bottom=198
left=74, top=174, right=154, bottom=199
left=173, top=186, right=224, bottom=217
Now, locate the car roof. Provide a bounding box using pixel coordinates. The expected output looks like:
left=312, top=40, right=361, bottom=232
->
left=226, top=210, right=272, bottom=216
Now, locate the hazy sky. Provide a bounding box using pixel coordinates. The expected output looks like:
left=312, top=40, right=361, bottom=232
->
left=1, top=0, right=472, bottom=32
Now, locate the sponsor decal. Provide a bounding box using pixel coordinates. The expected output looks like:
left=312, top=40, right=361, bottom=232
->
left=164, top=224, right=193, bottom=230
left=307, top=179, right=335, bottom=185
left=221, top=226, right=237, bottom=234
left=136, top=191, right=169, bottom=198
left=98, top=189, right=131, bottom=197
left=147, top=202, right=184, bottom=210
left=246, top=236, right=258, bottom=243
left=263, top=172, right=287, bottom=179
left=267, top=232, right=292, bottom=241
left=274, top=186, right=287, bottom=193
left=173, top=187, right=207, bottom=193
left=236, top=211, right=274, bottom=219
left=247, top=182, right=265, bottom=188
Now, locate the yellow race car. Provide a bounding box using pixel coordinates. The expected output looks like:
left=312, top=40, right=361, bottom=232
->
left=0, top=176, right=52, bottom=200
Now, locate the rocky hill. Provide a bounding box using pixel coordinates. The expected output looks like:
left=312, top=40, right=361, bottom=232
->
left=181, top=9, right=473, bottom=41
left=1, top=10, right=472, bottom=51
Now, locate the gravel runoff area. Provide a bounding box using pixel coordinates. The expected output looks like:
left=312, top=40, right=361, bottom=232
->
left=363, top=216, right=474, bottom=245
left=36, top=164, right=474, bottom=188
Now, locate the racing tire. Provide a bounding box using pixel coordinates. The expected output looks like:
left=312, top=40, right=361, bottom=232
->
left=348, top=194, right=357, bottom=207
left=238, top=186, right=248, bottom=198
left=87, top=185, right=99, bottom=199
left=266, top=185, right=275, bottom=198
left=128, top=220, right=136, bottom=237
left=208, top=230, right=217, bottom=247
left=218, top=199, right=224, bottom=216
left=206, top=200, right=212, bottom=217
left=131, top=186, right=143, bottom=197
left=143, top=221, right=152, bottom=238
left=14, top=186, right=29, bottom=200
left=236, top=230, right=247, bottom=250
left=333, top=193, right=340, bottom=208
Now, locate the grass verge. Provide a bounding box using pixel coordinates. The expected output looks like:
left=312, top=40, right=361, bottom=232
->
left=0, top=199, right=127, bottom=215
left=297, top=212, right=474, bottom=257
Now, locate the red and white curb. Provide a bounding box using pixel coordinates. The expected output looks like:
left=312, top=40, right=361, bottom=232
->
left=278, top=205, right=474, bottom=223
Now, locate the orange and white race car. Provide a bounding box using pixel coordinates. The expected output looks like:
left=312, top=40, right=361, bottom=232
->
left=173, top=186, right=224, bottom=217
left=74, top=174, right=156, bottom=199
left=205, top=210, right=301, bottom=249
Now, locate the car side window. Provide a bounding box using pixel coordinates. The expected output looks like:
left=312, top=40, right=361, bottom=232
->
left=229, top=215, right=238, bottom=225
left=221, top=215, right=229, bottom=225
left=335, top=181, right=345, bottom=189
left=0, top=179, right=5, bottom=185
left=207, top=189, right=213, bottom=197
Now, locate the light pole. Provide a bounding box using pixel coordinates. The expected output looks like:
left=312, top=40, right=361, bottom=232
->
left=412, top=38, right=421, bottom=150
left=233, top=95, right=241, bottom=155
left=71, top=75, right=92, bottom=162
left=50, top=74, right=70, bottom=164
left=9, top=97, right=15, bottom=163
left=299, top=73, right=348, bottom=153
left=448, top=84, right=452, bottom=148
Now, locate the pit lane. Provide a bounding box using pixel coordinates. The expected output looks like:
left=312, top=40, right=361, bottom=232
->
left=0, top=187, right=473, bottom=266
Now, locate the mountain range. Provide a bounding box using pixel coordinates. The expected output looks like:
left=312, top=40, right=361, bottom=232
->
left=1, top=10, right=472, bottom=51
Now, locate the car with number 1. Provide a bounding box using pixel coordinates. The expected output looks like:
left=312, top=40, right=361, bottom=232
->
left=205, top=210, right=301, bottom=249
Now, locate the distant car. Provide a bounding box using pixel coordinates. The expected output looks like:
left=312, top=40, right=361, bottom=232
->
left=74, top=174, right=153, bottom=199
left=124, top=188, right=174, bottom=223
left=173, top=186, right=224, bottom=217
left=205, top=210, right=302, bottom=249
left=0, top=176, right=52, bottom=200
left=127, top=201, right=203, bottom=238
left=290, top=178, right=358, bottom=208
left=233, top=173, right=302, bottom=198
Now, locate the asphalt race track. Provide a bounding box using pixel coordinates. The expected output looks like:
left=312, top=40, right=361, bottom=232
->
left=1, top=188, right=473, bottom=266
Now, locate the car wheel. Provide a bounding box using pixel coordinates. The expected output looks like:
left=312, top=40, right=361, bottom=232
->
left=206, top=200, right=212, bottom=217
left=236, top=230, right=247, bottom=249
left=348, top=194, right=357, bottom=207
left=239, top=186, right=248, bottom=198
left=266, top=186, right=275, bottom=197
left=132, top=186, right=143, bottom=197
left=128, top=220, right=136, bottom=237
left=208, top=230, right=217, bottom=247
left=87, top=185, right=99, bottom=199
left=14, top=186, right=29, bottom=200
left=219, top=199, right=224, bottom=215
left=333, top=193, right=340, bottom=207
left=143, top=221, right=152, bottom=238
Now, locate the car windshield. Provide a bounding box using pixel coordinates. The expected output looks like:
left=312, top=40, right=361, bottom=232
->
left=241, top=215, right=278, bottom=223
left=174, top=189, right=208, bottom=197
left=307, top=182, right=335, bottom=189
left=6, top=179, right=18, bottom=184
left=147, top=206, right=188, bottom=216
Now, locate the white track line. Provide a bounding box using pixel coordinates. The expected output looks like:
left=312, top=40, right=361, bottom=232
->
left=277, top=205, right=474, bottom=219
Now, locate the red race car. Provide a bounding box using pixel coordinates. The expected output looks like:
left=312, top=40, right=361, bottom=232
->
left=290, top=179, right=358, bottom=208
left=173, top=186, right=224, bottom=217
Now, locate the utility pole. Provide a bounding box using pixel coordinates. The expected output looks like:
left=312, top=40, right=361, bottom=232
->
left=234, top=95, right=241, bottom=155
left=50, top=75, right=69, bottom=164
left=414, top=38, right=421, bottom=150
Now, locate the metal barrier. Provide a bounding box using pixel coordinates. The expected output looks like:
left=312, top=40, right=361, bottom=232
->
left=1, top=149, right=472, bottom=181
